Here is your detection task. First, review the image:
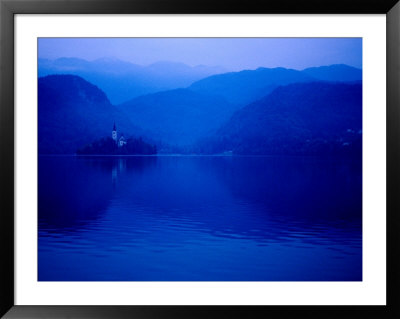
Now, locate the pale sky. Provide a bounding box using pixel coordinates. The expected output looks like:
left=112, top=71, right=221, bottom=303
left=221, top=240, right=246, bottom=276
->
left=39, top=38, right=362, bottom=71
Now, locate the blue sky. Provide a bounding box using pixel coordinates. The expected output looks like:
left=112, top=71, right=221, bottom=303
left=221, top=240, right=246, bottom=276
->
left=38, top=38, right=362, bottom=71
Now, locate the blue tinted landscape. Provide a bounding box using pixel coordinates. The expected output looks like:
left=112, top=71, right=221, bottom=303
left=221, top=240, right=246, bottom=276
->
left=38, top=38, right=362, bottom=281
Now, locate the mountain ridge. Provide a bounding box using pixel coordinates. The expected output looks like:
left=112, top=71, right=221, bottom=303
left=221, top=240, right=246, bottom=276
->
left=195, top=81, right=362, bottom=156
left=38, top=57, right=227, bottom=104
left=38, top=65, right=363, bottom=155
left=38, top=74, right=145, bottom=154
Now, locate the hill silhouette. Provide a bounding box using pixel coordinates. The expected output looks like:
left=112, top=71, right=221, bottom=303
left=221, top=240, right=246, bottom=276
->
left=38, top=74, right=143, bottom=154
left=196, top=82, right=362, bottom=156
left=39, top=58, right=226, bottom=104
left=118, top=88, right=235, bottom=147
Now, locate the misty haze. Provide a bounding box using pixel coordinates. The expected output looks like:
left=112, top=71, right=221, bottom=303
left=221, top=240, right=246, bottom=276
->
left=38, top=38, right=362, bottom=281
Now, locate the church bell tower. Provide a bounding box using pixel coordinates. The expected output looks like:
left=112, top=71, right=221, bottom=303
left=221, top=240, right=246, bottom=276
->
left=112, top=122, right=117, bottom=142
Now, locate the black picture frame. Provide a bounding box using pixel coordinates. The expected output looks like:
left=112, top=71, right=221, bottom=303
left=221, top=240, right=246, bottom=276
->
left=1, top=0, right=399, bottom=318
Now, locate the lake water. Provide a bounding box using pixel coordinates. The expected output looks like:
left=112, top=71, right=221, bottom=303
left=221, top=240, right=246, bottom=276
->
left=38, top=155, right=362, bottom=281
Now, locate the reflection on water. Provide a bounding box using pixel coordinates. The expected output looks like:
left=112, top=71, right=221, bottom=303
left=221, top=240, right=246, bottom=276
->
left=38, top=155, right=362, bottom=281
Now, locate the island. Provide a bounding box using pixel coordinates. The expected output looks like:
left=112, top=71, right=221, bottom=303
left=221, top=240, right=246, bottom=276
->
left=76, top=123, right=157, bottom=155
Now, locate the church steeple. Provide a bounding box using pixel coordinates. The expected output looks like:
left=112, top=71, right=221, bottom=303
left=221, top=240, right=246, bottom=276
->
left=112, top=122, right=117, bottom=141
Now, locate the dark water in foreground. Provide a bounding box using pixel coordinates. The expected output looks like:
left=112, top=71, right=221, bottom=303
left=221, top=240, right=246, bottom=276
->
left=38, top=156, right=362, bottom=281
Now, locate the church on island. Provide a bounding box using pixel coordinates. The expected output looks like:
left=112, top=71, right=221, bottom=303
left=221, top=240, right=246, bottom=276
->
left=77, top=122, right=156, bottom=155
left=112, top=122, right=127, bottom=147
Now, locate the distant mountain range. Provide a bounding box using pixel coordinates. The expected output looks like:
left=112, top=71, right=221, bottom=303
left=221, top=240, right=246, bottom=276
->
left=189, top=67, right=314, bottom=106
left=38, top=57, right=227, bottom=104
left=117, top=64, right=362, bottom=147
left=38, top=64, right=362, bottom=155
left=189, top=64, right=361, bottom=106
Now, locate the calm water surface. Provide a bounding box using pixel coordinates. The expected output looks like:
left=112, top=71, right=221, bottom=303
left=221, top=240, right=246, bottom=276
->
left=38, top=156, right=362, bottom=281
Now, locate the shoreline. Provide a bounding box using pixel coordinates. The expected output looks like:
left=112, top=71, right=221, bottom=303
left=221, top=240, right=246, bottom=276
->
left=37, top=153, right=362, bottom=160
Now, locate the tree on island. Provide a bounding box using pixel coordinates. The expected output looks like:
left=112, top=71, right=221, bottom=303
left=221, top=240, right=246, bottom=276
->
left=76, top=136, right=157, bottom=155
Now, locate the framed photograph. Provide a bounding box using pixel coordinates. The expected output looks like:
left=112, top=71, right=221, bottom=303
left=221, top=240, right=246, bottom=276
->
left=1, top=0, right=399, bottom=318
